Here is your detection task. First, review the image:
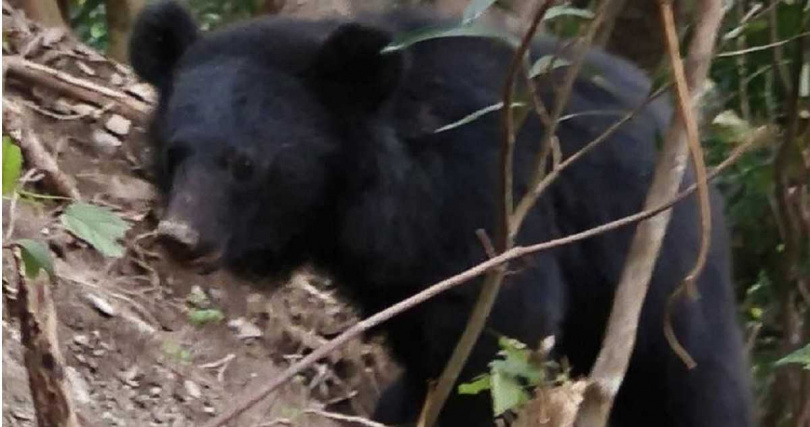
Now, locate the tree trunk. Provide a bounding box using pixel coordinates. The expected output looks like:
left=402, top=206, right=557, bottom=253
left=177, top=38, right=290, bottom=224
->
left=105, top=0, right=145, bottom=63
left=20, top=0, right=66, bottom=27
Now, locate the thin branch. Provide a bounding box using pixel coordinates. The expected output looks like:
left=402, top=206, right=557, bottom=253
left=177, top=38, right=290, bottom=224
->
left=661, top=0, right=712, bottom=303
left=716, top=31, right=810, bottom=58
left=6, top=108, right=82, bottom=200
left=199, top=125, right=766, bottom=427
left=303, top=409, right=389, bottom=427
left=418, top=2, right=558, bottom=425
left=574, top=0, right=724, bottom=424
left=734, top=0, right=752, bottom=121
left=510, top=84, right=671, bottom=234
left=510, top=0, right=623, bottom=241
left=768, top=0, right=793, bottom=93
left=4, top=55, right=150, bottom=120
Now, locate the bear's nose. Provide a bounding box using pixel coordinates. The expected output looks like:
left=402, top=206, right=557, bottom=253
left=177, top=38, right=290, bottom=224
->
left=157, top=218, right=200, bottom=251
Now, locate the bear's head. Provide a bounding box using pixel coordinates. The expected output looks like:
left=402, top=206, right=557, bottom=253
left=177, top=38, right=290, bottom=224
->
left=130, top=1, right=406, bottom=278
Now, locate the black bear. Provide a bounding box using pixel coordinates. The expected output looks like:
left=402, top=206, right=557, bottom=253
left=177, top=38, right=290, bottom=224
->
left=130, top=2, right=752, bottom=426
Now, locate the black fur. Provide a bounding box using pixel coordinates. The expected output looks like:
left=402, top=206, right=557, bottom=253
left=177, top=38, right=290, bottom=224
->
left=131, top=3, right=753, bottom=426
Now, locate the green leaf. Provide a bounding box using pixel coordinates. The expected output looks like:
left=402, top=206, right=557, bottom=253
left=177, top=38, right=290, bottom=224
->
left=383, top=25, right=519, bottom=53
left=60, top=202, right=130, bottom=258
left=490, top=369, right=530, bottom=416
left=459, top=374, right=492, bottom=395
left=493, top=337, right=545, bottom=385
left=188, top=309, right=225, bottom=326
left=544, top=6, right=594, bottom=21
left=462, top=0, right=498, bottom=24
left=17, top=239, right=55, bottom=280
left=528, top=55, right=572, bottom=78
left=435, top=102, right=526, bottom=133
left=3, top=136, right=23, bottom=195
left=775, top=343, right=810, bottom=369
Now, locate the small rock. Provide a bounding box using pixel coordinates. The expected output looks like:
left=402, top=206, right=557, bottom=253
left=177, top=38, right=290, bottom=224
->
left=105, top=114, right=131, bottom=136
left=184, top=380, right=201, bottom=400
left=41, top=27, right=66, bottom=46
left=187, top=286, right=211, bottom=309
left=73, top=334, right=90, bottom=347
left=91, top=129, right=122, bottom=154
left=203, top=406, right=216, bottom=415
left=119, top=365, right=140, bottom=387
left=85, top=293, right=117, bottom=317
left=110, top=73, right=124, bottom=86
left=150, top=386, right=162, bottom=397
left=227, top=317, right=263, bottom=340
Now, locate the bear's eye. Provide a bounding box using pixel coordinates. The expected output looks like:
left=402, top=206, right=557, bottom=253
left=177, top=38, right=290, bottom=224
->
left=230, top=154, right=254, bottom=182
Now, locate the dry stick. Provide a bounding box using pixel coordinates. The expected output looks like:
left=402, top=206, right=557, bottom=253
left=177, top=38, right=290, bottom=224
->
left=303, top=409, right=388, bottom=427
left=573, top=0, right=724, bottom=425
left=510, top=0, right=616, bottom=241
left=9, top=248, right=81, bottom=427
left=716, top=31, right=810, bottom=58
left=510, top=84, right=671, bottom=232
left=201, top=126, right=763, bottom=427
left=767, top=0, right=792, bottom=94
left=4, top=55, right=150, bottom=120
left=15, top=119, right=81, bottom=200
left=417, top=3, right=558, bottom=425
left=734, top=0, right=752, bottom=122
left=658, top=0, right=713, bottom=369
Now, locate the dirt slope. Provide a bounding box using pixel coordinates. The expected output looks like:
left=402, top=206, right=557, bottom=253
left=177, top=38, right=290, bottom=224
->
left=2, top=3, right=398, bottom=426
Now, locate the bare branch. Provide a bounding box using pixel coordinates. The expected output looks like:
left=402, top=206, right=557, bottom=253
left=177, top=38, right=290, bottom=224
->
left=418, top=3, right=558, bottom=425
left=4, top=56, right=151, bottom=121
left=3, top=104, right=81, bottom=200
left=510, top=0, right=620, bottom=241
left=574, top=0, right=725, bottom=425
left=9, top=247, right=81, bottom=427
left=716, top=31, right=810, bottom=58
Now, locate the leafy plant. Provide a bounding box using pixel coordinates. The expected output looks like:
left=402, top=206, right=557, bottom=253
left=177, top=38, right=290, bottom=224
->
left=60, top=202, right=131, bottom=257
left=459, top=337, right=560, bottom=416
left=3, top=136, right=22, bottom=196
left=188, top=308, right=226, bottom=326
left=16, top=239, right=55, bottom=280
left=776, top=344, right=810, bottom=370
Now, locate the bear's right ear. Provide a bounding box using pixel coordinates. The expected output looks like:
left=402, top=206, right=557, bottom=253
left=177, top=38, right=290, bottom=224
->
left=307, top=23, right=406, bottom=112
left=129, top=1, right=198, bottom=90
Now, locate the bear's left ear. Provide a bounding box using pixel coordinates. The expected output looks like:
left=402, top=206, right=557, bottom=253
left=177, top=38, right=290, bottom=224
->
left=308, top=23, right=406, bottom=111
left=129, top=1, right=198, bottom=91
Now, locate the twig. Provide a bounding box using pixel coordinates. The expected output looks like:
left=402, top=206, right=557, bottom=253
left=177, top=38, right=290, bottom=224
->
left=659, top=0, right=713, bottom=369
left=734, top=0, right=752, bottom=122
left=303, top=409, right=388, bottom=427
left=199, top=125, right=765, bottom=427
left=768, top=0, right=793, bottom=93
left=4, top=169, right=40, bottom=241
left=418, top=2, right=557, bottom=425
left=4, top=55, right=150, bottom=121
left=510, top=84, right=671, bottom=234
left=574, top=0, right=724, bottom=425
left=716, top=31, right=810, bottom=58
left=15, top=119, right=81, bottom=200
left=511, top=0, right=624, bottom=240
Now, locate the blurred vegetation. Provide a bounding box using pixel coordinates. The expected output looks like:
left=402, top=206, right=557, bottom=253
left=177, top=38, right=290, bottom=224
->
left=20, top=0, right=810, bottom=425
